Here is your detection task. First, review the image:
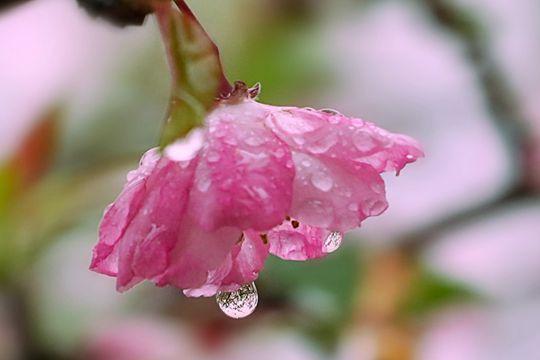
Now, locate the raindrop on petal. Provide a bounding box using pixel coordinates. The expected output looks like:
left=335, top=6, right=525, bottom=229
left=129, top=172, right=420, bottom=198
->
left=323, top=231, right=343, bottom=253
left=311, top=172, right=334, bottom=192
left=216, top=282, right=258, bottom=319
left=352, top=132, right=376, bottom=152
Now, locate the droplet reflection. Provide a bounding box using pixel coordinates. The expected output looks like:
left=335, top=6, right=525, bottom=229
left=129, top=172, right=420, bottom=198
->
left=323, top=231, right=343, bottom=253
left=216, top=282, right=258, bottom=319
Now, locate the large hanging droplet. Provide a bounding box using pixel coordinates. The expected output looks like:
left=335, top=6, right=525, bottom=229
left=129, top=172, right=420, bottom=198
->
left=216, top=282, right=258, bottom=319
left=323, top=231, right=343, bottom=253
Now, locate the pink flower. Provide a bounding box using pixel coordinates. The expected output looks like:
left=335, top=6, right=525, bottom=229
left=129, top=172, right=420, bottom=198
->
left=90, top=86, right=423, bottom=296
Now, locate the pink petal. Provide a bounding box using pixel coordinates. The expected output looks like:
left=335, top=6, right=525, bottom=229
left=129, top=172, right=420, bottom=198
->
left=189, top=101, right=295, bottom=232
left=114, top=157, right=197, bottom=291
left=289, top=152, right=388, bottom=232
left=265, top=107, right=423, bottom=175
left=91, top=149, right=161, bottom=276
left=266, top=220, right=329, bottom=261
left=156, top=214, right=242, bottom=290
left=183, top=230, right=269, bottom=297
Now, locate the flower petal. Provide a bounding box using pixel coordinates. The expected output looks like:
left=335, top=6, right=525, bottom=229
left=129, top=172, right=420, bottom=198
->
left=183, top=230, right=269, bottom=297
left=289, top=152, right=388, bottom=232
left=266, top=220, right=329, bottom=261
left=156, top=215, right=242, bottom=290
left=265, top=107, right=423, bottom=174
left=114, top=157, right=196, bottom=291
left=190, top=101, right=295, bottom=232
left=91, top=149, right=161, bottom=277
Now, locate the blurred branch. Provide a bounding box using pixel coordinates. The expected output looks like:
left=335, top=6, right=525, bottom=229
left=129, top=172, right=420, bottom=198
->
left=400, top=184, right=532, bottom=253
left=0, top=0, right=32, bottom=12
left=417, top=0, right=530, bottom=146
left=399, top=0, right=538, bottom=252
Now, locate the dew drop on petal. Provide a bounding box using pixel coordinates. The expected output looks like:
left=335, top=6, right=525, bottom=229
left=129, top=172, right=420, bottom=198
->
left=352, top=132, right=376, bottom=152
left=216, top=282, right=258, bottom=319
left=323, top=231, right=343, bottom=253
left=311, top=172, right=334, bottom=192
left=307, top=135, right=337, bottom=154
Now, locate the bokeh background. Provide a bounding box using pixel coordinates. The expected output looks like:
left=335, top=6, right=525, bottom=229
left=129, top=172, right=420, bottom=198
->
left=1, top=0, right=539, bottom=359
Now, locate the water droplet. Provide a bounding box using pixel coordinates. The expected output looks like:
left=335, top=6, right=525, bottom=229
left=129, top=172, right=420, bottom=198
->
left=307, top=135, right=337, bottom=154
left=311, top=172, right=334, bottom=192
left=352, top=132, right=375, bottom=152
left=216, top=282, right=258, bottom=319
left=406, top=154, right=415, bottom=160
left=369, top=182, right=385, bottom=194
left=367, top=199, right=388, bottom=215
left=323, top=231, right=343, bottom=253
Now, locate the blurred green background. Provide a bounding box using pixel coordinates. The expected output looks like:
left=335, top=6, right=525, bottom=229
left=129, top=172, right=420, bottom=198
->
left=1, top=0, right=539, bottom=359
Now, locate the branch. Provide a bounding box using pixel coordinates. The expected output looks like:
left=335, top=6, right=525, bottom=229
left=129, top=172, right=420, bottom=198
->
left=399, top=0, right=538, bottom=252
left=399, top=185, right=535, bottom=253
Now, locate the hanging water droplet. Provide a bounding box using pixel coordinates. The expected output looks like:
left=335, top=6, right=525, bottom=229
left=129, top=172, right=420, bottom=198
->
left=323, top=231, right=343, bottom=253
left=216, top=282, right=258, bottom=319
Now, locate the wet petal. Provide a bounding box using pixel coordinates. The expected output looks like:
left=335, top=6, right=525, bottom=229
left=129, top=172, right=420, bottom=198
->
left=190, top=101, right=295, bottom=232
left=265, top=106, right=423, bottom=174
left=183, top=230, right=269, bottom=297
left=266, top=220, right=330, bottom=261
left=157, top=215, right=242, bottom=290
left=114, top=157, right=197, bottom=291
left=290, top=152, right=388, bottom=232
left=91, top=149, right=161, bottom=277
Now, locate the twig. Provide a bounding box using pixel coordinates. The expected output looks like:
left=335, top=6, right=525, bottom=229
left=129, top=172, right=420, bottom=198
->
left=399, top=185, right=534, bottom=253
left=399, top=0, right=537, bottom=253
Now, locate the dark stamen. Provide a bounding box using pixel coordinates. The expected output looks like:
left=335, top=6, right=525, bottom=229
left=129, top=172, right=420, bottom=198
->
left=236, top=234, right=245, bottom=244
